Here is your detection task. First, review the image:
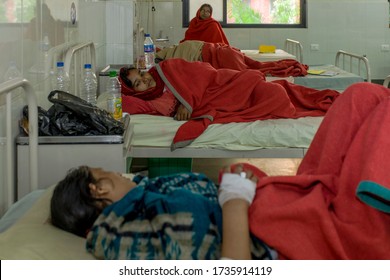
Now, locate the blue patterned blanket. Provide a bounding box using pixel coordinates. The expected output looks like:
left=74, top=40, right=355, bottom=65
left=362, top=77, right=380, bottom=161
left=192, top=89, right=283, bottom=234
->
left=86, top=173, right=223, bottom=259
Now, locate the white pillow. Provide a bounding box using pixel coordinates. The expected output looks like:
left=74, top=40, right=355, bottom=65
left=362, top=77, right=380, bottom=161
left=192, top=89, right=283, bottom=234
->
left=0, top=185, right=95, bottom=260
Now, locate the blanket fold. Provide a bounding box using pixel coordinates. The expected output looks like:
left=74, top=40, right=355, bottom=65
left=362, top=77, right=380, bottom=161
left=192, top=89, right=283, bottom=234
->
left=202, top=43, right=308, bottom=77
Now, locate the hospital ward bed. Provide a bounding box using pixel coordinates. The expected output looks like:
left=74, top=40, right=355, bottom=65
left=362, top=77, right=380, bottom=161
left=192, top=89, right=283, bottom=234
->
left=125, top=49, right=370, bottom=159
left=241, top=39, right=302, bottom=63
left=294, top=50, right=371, bottom=91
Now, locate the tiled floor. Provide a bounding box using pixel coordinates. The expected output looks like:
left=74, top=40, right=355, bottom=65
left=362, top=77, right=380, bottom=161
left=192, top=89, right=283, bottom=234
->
left=192, top=158, right=302, bottom=183
left=131, top=158, right=302, bottom=184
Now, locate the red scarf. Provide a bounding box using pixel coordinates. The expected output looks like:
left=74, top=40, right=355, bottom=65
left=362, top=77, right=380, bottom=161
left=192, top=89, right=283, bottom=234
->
left=119, top=66, right=165, bottom=101
left=180, top=8, right=229, bottom=45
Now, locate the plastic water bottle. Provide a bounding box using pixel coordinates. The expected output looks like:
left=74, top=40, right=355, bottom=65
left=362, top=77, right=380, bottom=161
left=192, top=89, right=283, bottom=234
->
left=53, top=61, right=70, bottom=93
left=144, top=33, right=155, bottom=70
left=2, top=61, right=22, bottom=96
left=41, top=35, right=51, bottom=75
left=3, top=61, right=22, bottom=82
left=105, top=71, right=122, bottom=120
left=80, top=63, right=97, bottom=105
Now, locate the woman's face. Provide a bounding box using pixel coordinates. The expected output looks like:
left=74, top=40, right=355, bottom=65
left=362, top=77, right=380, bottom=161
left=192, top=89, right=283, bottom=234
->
left=89, top=168, right=137, bottom=203
left=199, top=5, right=212, bottom=20
left=127, top=68, right=156, bottom=92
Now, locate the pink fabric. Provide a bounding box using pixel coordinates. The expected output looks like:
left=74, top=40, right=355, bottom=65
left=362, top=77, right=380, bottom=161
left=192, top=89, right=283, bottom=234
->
left=122, top=88, right=178, bottom=117
left=180, top=8, right=229, bottom=45
left=249, top=82, right=390, bottom=259
left=202, top=42, right=308, bottom=77
left=154, top=59, right=340, bottom=149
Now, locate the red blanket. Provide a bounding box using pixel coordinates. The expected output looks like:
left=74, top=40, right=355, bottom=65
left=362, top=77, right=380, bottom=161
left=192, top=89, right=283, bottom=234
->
left=202, top=42, right=308, bottom=77
left=155, top=59, right=340, bottom=149
left=249, top=83, right=390, bottom=259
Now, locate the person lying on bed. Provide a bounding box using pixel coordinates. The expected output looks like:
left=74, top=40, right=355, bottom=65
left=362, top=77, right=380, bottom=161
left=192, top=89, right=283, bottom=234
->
left=119, top=59, right=339, bottom=121
left=156, top=40, right=308, bottom=77
left=50, top=164, right=273, bottom=260
left=180, top=3, right=230, bottom=45
left=119, top=59, right=340, bottom=149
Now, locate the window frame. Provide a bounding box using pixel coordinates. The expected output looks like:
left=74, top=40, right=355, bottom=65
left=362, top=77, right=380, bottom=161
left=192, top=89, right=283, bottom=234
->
left=182, top=0, right=307, bottom=28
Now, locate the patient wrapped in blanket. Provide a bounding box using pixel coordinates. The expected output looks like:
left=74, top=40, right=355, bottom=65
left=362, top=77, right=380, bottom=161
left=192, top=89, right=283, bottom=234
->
left=119, top=59, right=340, bottom=149
left=85, top=173, right=271, bottom=260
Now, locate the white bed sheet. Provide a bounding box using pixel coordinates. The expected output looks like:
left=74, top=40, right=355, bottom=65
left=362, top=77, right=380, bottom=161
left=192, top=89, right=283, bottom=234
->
left=294, top=64, right=364, bottom=91
left=241, top=49, right=296, bottom=62
left=129, top=115, right=323, bottom=151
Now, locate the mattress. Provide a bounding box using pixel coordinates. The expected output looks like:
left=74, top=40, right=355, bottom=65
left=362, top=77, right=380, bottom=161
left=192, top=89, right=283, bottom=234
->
left=241, top=49, right=296, bottom=62
left=294, top=64, right=364, bottom=91
left=129, top=114, right=323, bottom=151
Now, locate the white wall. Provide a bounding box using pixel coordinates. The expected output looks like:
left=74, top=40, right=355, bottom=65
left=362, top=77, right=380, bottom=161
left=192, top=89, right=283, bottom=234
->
left=0, top=0, right=135, bottom=215
left=139, top=0, right=390, bottom=80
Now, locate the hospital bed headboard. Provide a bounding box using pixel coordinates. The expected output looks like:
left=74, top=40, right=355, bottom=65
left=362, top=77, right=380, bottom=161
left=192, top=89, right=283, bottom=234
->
left=0, top=78, right=38, bottom=211
left=64, top=42, right=96, bottom=97
left=335, top=50, right=371, bottom=83
left=284, top=39, right=303, bottom=63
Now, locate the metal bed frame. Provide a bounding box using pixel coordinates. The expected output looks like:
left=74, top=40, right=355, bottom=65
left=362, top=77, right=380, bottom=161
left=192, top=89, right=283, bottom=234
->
left=284, top=39, right=304, bottom=63
left=0, top=78, right=38, bottom=210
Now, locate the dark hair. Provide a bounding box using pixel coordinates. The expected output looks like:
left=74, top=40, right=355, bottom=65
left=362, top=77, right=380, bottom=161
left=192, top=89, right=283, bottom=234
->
left=200, top=3, right=213, bottom=14
left=50, top=166, right=103, bottom=237
left=119, top=67, right=136, bottom=88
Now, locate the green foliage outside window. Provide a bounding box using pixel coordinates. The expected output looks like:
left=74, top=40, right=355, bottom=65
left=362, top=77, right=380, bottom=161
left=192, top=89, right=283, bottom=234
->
left=0, top=0, right=36, bottom=23
left=271, top=0, right=299, bottom=24
left=227, top=0, right=262, bottom=23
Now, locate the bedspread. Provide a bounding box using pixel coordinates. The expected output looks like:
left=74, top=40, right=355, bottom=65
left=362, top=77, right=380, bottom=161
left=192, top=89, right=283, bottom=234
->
left=155, top=59, right=340, bottom=150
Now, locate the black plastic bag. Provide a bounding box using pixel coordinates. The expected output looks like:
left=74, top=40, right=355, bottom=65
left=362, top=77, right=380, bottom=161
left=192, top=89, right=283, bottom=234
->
left=21, top=90, right=124, bottom=136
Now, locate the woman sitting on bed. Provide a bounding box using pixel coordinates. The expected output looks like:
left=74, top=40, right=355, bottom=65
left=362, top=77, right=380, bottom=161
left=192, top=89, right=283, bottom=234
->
left=50, top=82, right=390, bottom=259
left=180, top=3, right=230, bottom=45
left=156, top=40, right=308, bottom=77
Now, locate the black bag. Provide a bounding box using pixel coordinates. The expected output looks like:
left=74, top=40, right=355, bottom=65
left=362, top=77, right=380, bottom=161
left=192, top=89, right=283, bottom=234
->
left=21, top=90, right=124, bottom=136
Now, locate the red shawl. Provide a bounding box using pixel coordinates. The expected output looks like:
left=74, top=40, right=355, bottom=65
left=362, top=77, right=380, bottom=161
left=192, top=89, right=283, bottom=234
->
left=155, top=59, right=340, bottom=149
left=180, top=8, right=229, bottom=45
left=201, top=42, right=308, bottom=77
left=249, top=83, right=390, bottom=259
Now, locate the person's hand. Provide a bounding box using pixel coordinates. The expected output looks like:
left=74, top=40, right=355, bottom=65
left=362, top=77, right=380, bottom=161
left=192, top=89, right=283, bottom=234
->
left=174, top=104, right=191, bottom=121
left=218, top=164, right=258, bottom=207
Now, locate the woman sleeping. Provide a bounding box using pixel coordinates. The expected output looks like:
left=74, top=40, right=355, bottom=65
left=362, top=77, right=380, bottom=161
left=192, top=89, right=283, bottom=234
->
left=119, top=59, right=340, bottom=149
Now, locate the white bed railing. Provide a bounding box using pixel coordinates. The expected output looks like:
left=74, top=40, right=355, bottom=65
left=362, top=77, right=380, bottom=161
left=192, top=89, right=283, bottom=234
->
left=284, top=39, right=303, bottom=63
left=383, top=75, right=390, bottom=88
left=335, top=50, right=371, bottom=83
left=0, top=78, right=38, bottom=210
left=64, top=41, right=96, bottom=96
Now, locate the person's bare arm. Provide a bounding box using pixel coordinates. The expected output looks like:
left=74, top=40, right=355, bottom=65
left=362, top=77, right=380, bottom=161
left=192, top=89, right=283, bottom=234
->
left=175, top=104, right=191, bottom=121
left=219, top=165, right=257, bottom=260
left=221, top=199, right=251, bottom=259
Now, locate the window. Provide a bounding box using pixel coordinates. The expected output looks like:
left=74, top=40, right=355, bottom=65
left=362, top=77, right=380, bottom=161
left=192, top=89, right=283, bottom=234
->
left=0, top=0, right=36, bottom=23
left=183, top=0, right=307, bottom=28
